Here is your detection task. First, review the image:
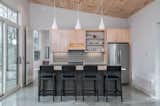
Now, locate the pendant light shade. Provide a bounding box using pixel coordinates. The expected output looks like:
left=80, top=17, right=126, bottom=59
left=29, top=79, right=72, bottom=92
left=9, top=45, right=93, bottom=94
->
left=52, top=18, right=58, bottom=29
left=99, top=17, right=105, bottom=30
left=75, top=18, right=81, bottom=29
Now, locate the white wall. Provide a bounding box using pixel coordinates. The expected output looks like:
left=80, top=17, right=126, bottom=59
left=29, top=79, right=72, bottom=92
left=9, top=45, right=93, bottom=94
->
left=1, top=0, right=30, bottom=87
left=29, top=3, right=129, bottom=30
left=129, top=0, right=160, bottom=98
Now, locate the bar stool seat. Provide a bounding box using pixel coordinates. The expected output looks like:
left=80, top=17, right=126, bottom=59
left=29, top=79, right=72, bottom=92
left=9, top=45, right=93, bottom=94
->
left=107, top=75, right=119, bottom=79
left=63, top=75, right=76, bottom=79
left=84, top=75, right=97, bottom=80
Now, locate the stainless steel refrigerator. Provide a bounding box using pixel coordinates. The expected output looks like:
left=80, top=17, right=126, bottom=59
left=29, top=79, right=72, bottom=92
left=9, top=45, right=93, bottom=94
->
left=108, top=43, right=129, bottom=84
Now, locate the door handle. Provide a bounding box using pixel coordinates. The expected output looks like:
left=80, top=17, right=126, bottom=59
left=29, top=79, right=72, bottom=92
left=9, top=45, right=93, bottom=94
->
left=26, top=61, right=30, bottom=64
left=17, top=57, right=22, bottom=64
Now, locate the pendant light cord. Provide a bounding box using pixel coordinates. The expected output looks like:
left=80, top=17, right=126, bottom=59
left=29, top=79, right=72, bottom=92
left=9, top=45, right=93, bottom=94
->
left=53, top=0, right=56, bottom=17
left=99, top=0, right=104, bottom=17
left=75, top=0, right=82, bottom=29
left=76, top=0, right=79, bottom=19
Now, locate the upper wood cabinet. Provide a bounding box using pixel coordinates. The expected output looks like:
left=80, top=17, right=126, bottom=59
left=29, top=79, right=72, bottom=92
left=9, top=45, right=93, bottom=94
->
left=52, top=30, right=85, bottom=52
left=106, top=29, right=130, bottom=43
left=52, top=29, right=130, bottom=52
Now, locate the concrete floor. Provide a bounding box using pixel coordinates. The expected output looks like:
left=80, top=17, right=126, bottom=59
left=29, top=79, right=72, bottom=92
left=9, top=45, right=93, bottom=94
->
left=0, top=84, right=160, bottom=106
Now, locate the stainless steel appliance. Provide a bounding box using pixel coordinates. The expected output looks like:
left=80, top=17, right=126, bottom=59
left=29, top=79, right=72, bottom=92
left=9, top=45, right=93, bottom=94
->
left=108, top=43, right=129, bottom=84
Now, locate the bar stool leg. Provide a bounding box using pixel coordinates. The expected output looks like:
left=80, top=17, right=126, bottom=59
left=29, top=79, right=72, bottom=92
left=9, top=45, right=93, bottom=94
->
left=42, top=80, right=44, bottom=96
left=55, top=76, right=57, bottom=96
left=115, top=80, right=118, bottom=96
left=38, top=78, right=41, bottom=102
left=74, top=80, right=77, bottom=101
left=63, top=80, right=65, bottom=100
left=103, top=77, right=105, bottom=97
left=61, top=80, right=64, bottom=101
left=106, top=79, right=108, bottom=102
left=120, top=80, right=123, bottom=102
left=94, top=80, right=96, bottom=96
left=82, top=79, right=84, bottom=101
left=53, top=77, right=55, bottom=101
left=96, top=80, right=99, bottom=101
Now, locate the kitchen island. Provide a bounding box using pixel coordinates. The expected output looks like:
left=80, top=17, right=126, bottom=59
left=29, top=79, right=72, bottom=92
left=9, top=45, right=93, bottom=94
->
left=39, top=62, right=125, bottom=96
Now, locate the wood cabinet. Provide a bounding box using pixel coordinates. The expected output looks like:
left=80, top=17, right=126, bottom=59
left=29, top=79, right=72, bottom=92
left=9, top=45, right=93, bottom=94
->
left=52, top=29, right=130, bottom=52
left=106, top=29, right=130, bottom=43
left=52, top=30, right=85, bottom=52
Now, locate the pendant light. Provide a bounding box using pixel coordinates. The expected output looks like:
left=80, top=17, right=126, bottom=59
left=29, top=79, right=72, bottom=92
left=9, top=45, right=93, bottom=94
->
left=98, top=0, right=105, bottom=30
left=52, top=0, right=58, bottom=29
left=75, top=0, right=81, bottom=29
left=99, top=17, right=105, bottom=29
left=52, top=18, right=58, bottom=29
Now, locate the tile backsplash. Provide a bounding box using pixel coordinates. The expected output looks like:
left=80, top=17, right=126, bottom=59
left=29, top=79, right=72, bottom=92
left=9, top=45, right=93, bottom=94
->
left=53, top=52, right=105, bottom=63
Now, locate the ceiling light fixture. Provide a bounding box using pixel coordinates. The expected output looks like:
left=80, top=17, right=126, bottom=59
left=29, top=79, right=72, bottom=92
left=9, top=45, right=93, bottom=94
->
left=98, top=0, right=105, bottom=30
left=75, top=0, right=81, bottom=29
left=52, top=0, right=58, bottom=29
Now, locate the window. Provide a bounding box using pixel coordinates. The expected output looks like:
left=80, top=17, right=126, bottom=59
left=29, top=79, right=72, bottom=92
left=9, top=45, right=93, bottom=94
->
left=7, top=8, right=18, bottom=23
left=33, top=30, right=40, bottom=61
left=7, top=26, right=17, bottom=64
left=0, top=3, right=7, bottom=18
left=0, top=3, right=18, bottom=24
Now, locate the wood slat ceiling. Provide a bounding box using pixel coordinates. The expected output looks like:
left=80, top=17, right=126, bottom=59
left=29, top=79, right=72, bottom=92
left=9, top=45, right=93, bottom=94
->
left=29, top=0, right=154, bottom=18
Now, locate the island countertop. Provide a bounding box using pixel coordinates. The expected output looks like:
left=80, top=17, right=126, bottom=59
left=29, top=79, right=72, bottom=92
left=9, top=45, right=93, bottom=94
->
left=52, top=62, right=106, bottom=71
left=49, top=62, right=126, bottom=71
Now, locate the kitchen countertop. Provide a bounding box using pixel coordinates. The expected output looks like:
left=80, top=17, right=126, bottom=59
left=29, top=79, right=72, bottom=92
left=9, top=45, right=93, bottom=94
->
left=52, top=62, right=107, bottom=65
left=52, top=62, right=106, bottom=71
left=50, top=62, right=126, bottom=71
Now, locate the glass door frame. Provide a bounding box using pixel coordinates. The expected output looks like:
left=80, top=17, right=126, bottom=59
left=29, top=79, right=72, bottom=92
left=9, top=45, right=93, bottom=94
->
left=0, top=20, right=4, bottom=96
left=5, top=22, right=19, bottom=93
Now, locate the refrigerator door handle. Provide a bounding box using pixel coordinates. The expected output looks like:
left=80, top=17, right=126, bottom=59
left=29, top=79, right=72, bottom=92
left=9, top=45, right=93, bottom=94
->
left=116, top=47, right=118, bottom=64
left=118, top=51, right=120, bottom=64
left=115, top=49, right=117, bottom=64
left=119, top=50, right=121, bottom=64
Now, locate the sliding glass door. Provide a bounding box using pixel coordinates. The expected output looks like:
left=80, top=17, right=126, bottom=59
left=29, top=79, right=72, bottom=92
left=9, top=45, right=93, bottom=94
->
left=0, top=2, right=19, bottom=96
left=0, top=21, right=3, bottom=95
left=6, top=25, right=18, bottom=91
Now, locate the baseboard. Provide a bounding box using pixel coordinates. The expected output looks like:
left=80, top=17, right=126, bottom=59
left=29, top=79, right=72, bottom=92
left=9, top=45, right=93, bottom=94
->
left=132, top=75, right=155, bottom=97
left=0, top=87, right=20, bottom=101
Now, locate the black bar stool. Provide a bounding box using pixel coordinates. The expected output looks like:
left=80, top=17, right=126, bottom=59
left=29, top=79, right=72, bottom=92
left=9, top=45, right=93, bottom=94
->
left=38, top=65, right=57, bottom=102
left=82, top=65, right=99, bottom=101
left=60, top=65, right=77, bottom=101
left=103, top=65, right=123, bottom=102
